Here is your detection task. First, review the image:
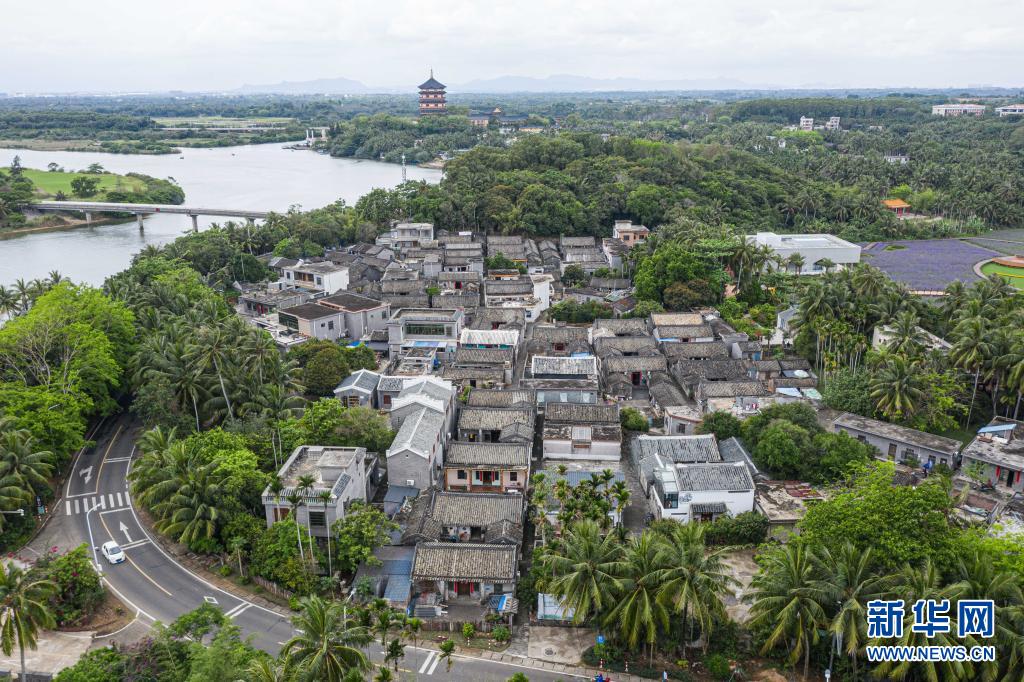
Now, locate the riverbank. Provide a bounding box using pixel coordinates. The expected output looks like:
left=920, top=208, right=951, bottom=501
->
left=0, top=139, right=179, bottom=155
left=0, top=214, right=126, bottom=239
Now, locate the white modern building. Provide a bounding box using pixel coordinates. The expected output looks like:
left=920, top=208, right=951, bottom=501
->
left=932, top=103, right=986, bottom=117
left=376, top=222, right=435, bottom=251
left=996, top=105, right=1024, bottom=117
left=747, top=232, right=861, bottom=275
left=281, top=260, right=350, bottom=294
left=262, top=446, right=370, bottom=536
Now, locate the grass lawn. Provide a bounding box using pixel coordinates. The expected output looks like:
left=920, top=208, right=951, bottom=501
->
left=935, top=427, right=979, bottom=447
left=21, top=168, right=146, bottom=198
left=980, top=262, right=1024, bottom=289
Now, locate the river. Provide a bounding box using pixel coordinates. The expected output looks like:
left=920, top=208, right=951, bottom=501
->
left=0, top=145, right=442, bottom=285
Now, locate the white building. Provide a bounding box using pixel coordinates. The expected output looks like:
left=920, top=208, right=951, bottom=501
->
left=376, top=222, right=435, bottom=251
left=825, top=116, right=841, bottom=130
left=932, top=103, right=986, bottom=117
left=996, top=105, right=1024, bottom=117
left=611, top=220, right=650, bottom=247
left=262, top=446, right=370, bottom=536
left=281, top=261, right=350, bottom=294
left=385, top=377, right=455, bottom=490
left=542, top=403, right=622, bottom=462
left=386, top=308, right=464, bottom=360
left=799, top=116, right=814, bottom=131
left=317, top=292, right=390, bottom=339
left=747, top=232, right=861, bottom=275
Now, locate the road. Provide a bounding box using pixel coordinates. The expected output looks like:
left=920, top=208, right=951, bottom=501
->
left=32, top=414, right=591, bottom=681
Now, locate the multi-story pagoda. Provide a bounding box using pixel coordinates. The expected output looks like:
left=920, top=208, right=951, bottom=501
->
left=418, top=70, right=447, bottom=116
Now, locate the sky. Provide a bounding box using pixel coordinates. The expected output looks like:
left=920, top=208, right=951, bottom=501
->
left=3, top=0, right=1022, bottom=92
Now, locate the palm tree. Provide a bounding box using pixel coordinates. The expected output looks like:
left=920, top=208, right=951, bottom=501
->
left=384, top=637, right=405, bottom=672
left=245, top=658, right=291, bottom=682
left=537, top=520, right=623, bottom=625
left=373, top=666, right=394, bottom=682
left=885, top=310, right=928, bottom=356
left=281, top=597, right=372, bottom=681
left=297, top=474, right=318, bottom=559
left=0, top=421, right=54, bottom=509
left=810, top=544, right=888, bottom=679
left=149, top=459, right=225, bottom=547
left=438, top=639, right=456, bottom=673
left=872, top=560, right=971, bottom=682
left=11, top=279, right=30, bottom=313
left=869, top=354, right=926, bottom=421
left=404, top=616, right=422, bottom=652
left=656, top=524, right=737, bottom=654
left=610, top=481, right=630, bottom=526
left=188, top=325, right=237, bottom=421
left=950, top=317, right=993, bottom=427
left=0, top=286, right=17, bottom=319
left=0, top=562, right=56, bottom=679
left=747, top=544, right=826, bottom=680
left=787, top=253, right=806, bottom=276
left=319, top=490, right=335, bottom=579
left=605, top=533, right=669, bottom=665
left=286, top=492, right=306, bottom=562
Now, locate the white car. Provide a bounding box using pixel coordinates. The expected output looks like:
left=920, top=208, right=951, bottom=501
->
left=101, top=541, right=126, bottom=565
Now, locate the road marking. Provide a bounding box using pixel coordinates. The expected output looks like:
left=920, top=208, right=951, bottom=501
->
left=427, top=653, right=440, bottom=675
left=119, top=539, right=149, bottom=550
left=204, top=596, right=219, bottom=604
left=225, top=603, right=252, bottom=619
left=109, top=494, right=117, bottom=507
left=92, top=424, right=124, bottom=495
left=104, top=457, right=132, bottom=463
left=116, top=492, right=123, bottom=506
left=78, top=466, right=93, bottom=485
left=65, top=500, right=71, bottom=515
left=418, top=651, right=436, bottom=674
left=95, top=495, right=105, bottom=511
left=65, top=416, right=107, bottom=497
left=73, top=499, right=80, bottom=514
left=97, top=510, right=172, bottom=597
left=118, top=521, right=133, bottom=544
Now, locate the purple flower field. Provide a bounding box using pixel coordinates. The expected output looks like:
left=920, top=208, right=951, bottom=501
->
left=860, top=239, right=999, bottom=291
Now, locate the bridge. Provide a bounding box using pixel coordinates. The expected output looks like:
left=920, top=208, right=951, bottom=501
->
left=27, top=201, right=272, bottom=231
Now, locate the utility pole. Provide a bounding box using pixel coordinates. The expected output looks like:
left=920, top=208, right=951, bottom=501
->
left=401, top=153, right=407, bottom=183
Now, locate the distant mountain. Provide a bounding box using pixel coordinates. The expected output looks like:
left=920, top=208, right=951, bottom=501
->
left=235, top=76, right=379, bottom=95
left=452, top=74, right=763, bottom=93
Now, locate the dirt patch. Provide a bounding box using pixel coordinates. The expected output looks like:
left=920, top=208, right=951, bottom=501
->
left=528, top=625, right=595, bottom=664
left=720, top=547, right=759, bottom=624
left=59, top=590, right=135, bottom=636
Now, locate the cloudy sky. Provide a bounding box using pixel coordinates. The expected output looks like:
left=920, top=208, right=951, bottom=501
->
left=4, top=0, right=1021, bottom=92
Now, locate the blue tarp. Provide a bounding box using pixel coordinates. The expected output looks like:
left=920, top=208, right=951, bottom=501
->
left=979, top=424, right=1016, bottom=434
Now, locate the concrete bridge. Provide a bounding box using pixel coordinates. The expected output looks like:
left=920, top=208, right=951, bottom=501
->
left=27, top=201, right=272, bottom=231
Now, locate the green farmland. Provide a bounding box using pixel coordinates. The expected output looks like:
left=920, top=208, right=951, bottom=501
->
left=22, top=168, right=146, bottom=198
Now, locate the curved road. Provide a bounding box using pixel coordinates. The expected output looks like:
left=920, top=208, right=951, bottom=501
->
left=32, top=414, right=589, bottom=681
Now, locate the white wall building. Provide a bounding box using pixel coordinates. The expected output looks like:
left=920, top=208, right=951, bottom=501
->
left=262, top=446, right=369, bottom=536
left=747, top=232, right=861, bottom=275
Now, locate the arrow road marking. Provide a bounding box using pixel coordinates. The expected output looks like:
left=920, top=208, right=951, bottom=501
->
left=79, top=466, right=93, bottom=485
left=118, top=521, right=132, bottom=544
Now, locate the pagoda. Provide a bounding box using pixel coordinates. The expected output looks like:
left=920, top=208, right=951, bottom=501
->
left=418, top=70, right=447, bottom=116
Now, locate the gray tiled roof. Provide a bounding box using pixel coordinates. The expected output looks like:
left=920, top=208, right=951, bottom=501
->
left=337, top=369, right=381, bottom=394
left=454, top=347, right=514, bottom=366
left=834, top=412, right=960, bottom=455
left=468, top=308, right=526, bottom=329
left=441, top=366, right=506, bottom=381
left=649, top=378, right=688, bottom=407
left=589, top=277, right=632, bottom=290
left=545, top=403, right=618, bottom=424
left=636, top=435, right=722, bottom=463
left=388, top=407, right=444, bottom=458
left=430, top=490, right=525, bottom=526
left=532, top=325, right=590, bottom=344
left=532, top=356, right=597, bottom=376
left=466, top=389, right=536, bottom=408
left=593, top=318, right=648, bottom=336
left=603, top=355, right=667, bottom=374
left=320, top=291, right=386, bottom=312
left=378, top=377, right=407, bottom=393
left=656, top=324, right=714, bottom=339
left=696, top=381, right=770, bottom=399
left=676, top=463, right=755, bottom=491
left=458, top=407, right=534, bottom=431
left=662, top=342, right=730, bottom=360
left=594, top=336, right=659, bottom=357
left=692, top=502, right=727, bottom=515
left=445, top=442, right=531, bottom=468
left=412, top=543, right=518, bottom=582
left=485, top=280, right=534, bottom=296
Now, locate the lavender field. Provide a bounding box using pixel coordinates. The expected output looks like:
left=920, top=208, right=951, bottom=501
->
left=861, top=239, right=999, bottom=290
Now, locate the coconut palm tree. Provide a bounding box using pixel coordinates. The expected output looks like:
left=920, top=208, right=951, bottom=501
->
left=610, top=481, right=630, bottom=526
left=604, top=532, right=669, bottom=665
left=319, top=490, right=335, bottom=579
left=245, top=657, right=291, bottom=682
left=872, top=559, right=971, bottom=682
left=281, top=596, right=372, bottom=681
left=188, top=325, right=237, bottom=421
left=0, top=286, right=18, bottom=319
left=0, top=562, right=56, bottom=679
left=747, top=544, right=826, bottom=680
left=787, top=253, right=806, bottom=276
left=809, top=544, right=888, bottom=679
left=950, top=317, right=993, bottom=427
left=656, top=524, right=737, bottom=654
left=538, top=520, right=623, bottom=624
left=0, top=420, right=54, bottom=505
left=297, top=474, right=318, bottom=559
left=869, top=354, right=926, bottom=421
left=150, top=459, right=225, bottom=547
left=286, top=492, right=306, bottom=562
left=885, top=310, right=928, bottom=356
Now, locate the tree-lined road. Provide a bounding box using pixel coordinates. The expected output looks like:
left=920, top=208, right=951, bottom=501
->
left=33, top=415, right=592, bottom=680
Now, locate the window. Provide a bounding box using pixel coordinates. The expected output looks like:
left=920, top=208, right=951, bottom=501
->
left=663, top=493, right=678, bottom=509
left=457, top=470, right=467, bottom=480
left=345, top=396, right=360, bottom=408
left=308, top=511, right=327, bottom=527
left=887, top=443, right=897, bottom=458
left=328, top=321, right=335, bottom=330
left=508, top=472, right=518, bottom=482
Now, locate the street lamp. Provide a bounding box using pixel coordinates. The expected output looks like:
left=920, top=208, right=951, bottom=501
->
left=824, top=670, right=831, bottom=682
